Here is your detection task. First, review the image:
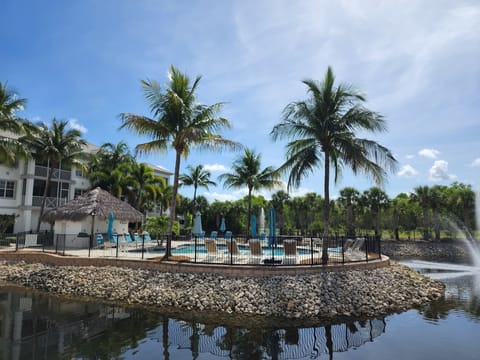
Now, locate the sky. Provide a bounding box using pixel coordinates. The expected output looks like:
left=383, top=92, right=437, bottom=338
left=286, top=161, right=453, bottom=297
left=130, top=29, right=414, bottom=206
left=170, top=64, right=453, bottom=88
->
left=2, top=0, right=479, bottom=202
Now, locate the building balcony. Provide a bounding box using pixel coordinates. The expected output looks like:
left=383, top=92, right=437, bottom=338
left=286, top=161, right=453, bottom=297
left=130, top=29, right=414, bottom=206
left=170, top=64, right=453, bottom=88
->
left=34, top=166, right=71, bottom=180
left=31, top=196, right=67, bottom=208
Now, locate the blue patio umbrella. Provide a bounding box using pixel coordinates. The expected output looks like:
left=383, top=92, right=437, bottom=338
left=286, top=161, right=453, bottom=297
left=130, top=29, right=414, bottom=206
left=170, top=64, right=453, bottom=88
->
left=251, top=215, right=257, bottom=238
left=268, top=207, right=277, bottom=247
left=220, top=216, right=226, bottom=232
left=193, top=211, right=203, bottom=236
left=106, top=212, right=115, bottom=241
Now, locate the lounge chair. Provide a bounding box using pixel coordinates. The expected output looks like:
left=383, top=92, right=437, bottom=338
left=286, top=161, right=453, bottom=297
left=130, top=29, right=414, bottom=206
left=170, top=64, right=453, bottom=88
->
left=95, top=234, right=105, bottom=248
left=204, top=238, right=221, bottom=263
left=226, top=238, right=245, bottom=264
left=133, top=232, right=143, bottom=247
left=248, top=239, right=263, bottom=264
left=259, top=233, right=266, bottom=242
left=344, top=238, right=366, bottom=261
left=224, top=231, right=232, bottom=240
left=283, top=239, right=297, bottom=265
left=123, top=233, right=135, bottom=247
left=209, top=231, right=218, bottom=240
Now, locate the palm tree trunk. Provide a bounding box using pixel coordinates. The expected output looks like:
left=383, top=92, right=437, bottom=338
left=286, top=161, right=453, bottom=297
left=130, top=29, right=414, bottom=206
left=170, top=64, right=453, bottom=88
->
left=36, top=165, right=53, bottom=232
left=167, top=150, right=182, bottom=257
left=322, top=151, right=330, bottom=264
left=246, top=187, right=252, bottom=240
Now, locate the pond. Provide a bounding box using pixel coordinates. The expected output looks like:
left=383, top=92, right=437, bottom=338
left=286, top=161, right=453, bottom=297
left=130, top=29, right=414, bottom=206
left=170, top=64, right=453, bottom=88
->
left=0, top=259, right=479, bottom=359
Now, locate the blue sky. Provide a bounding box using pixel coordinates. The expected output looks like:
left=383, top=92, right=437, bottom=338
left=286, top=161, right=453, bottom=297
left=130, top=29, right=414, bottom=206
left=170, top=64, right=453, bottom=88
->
left=2, top=0, right=479, bottom=202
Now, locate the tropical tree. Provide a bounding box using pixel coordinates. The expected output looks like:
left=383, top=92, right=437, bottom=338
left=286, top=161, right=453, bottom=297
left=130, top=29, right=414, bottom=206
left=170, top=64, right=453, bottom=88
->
left=361, top=187, right=389, bottom=237
left=219, top=148, right=281, bottom=238
left=23, top=119, right=87, bottom=231
left=413, top=186, right=432, bottom=240
left=0, top=81, right=31, bottom=165
left=179, top=164, right=216, bottom=210
left=271, top=66, right=397, bottom=262
left=119, top=65, right=240, bottom=257
left=270, top=190, right=290, bottom=235
left=338, top=187, right=360, bottom=237
left=126, top=162, right=166, bottom=213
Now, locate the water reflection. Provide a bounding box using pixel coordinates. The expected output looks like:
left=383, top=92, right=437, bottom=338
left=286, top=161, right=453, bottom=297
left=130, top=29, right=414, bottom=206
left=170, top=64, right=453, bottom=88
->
left=0, top=286, right=387, bottom=359
left=1, top=264, right=479, bottom=360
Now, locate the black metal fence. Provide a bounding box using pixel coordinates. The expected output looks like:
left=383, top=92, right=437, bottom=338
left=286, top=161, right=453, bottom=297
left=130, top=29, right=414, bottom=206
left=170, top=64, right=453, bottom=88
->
left=8, top=231, right=381, bottom=266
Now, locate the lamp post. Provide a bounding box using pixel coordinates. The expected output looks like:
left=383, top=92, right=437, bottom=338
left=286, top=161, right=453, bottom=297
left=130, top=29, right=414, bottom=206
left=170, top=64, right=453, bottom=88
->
left=88, top=209, right=97, bottom=258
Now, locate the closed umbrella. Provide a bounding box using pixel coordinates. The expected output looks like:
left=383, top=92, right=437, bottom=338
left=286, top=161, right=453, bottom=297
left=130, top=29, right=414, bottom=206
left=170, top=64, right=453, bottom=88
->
left=193, top=211, right=203, bottom=236
left=259, top=208, right=265, bottom=234
left=106, top=212, right=115, bottom=241
left=268, top=207, right=277, bottom=247
left=251, top=215, right=257, bottom=238
left=220, top=216, right=226, bottom=233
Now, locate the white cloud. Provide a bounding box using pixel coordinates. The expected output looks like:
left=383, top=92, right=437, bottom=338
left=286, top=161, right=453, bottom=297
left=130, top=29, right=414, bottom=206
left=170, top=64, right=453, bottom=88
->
left=205, top=188, right=247, bottom=202
left=204, top=163, right=229, bottom=172
left=471, top=158, right=480, bottom=167
left=397, top=164, right=418, bottom=178
left=68, top=118, right=88, bottom=133
left=429, top=160, right=456, bottom=181
left=419, top=148, right=440, bottom=159
left=405, top=154, right=415, bottom=159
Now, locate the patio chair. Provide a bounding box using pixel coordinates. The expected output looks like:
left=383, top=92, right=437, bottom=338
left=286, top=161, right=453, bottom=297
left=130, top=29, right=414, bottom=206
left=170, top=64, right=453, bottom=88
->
left=204, top=239, right=220, bottom=263
left=248, top=239, right=263, bottom=264
left=95, top=234, right=105, bottom=248
left=209, top=231, right=218, bottom=240
left=224, top=231, right=232, bottom=240
left=123, top=233, right=135, bottom=247
left=133, top=232, right=143, bottom=247
left=259, top=233, right=266, bottom=242
left=344, top=238, right=366, bottom=261
left=283, top=239, right=297, bottom=265
left=226, top=238, right=245, bottom=264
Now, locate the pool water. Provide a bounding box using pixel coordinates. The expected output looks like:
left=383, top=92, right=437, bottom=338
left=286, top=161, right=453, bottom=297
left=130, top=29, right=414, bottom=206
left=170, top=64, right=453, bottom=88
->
left=172, top=243, right=315, bottom=256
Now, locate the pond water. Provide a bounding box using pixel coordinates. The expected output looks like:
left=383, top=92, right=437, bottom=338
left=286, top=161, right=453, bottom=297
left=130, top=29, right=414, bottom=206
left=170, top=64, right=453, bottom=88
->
left=0, top=259, right=479, bottom=359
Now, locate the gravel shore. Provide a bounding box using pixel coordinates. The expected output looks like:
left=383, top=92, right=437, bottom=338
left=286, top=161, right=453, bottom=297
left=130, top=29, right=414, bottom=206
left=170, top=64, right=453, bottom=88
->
left=0, top=260, right=444, bottom=320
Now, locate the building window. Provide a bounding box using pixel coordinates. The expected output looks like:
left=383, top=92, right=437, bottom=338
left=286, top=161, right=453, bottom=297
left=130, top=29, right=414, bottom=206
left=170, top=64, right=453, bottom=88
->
left=0, top=180, right=15, bottom=199
left=74, top=189, right=86, bottom=198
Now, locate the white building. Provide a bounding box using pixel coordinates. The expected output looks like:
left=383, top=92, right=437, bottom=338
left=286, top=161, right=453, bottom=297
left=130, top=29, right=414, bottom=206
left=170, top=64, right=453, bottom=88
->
left=0, top=131, right=172, bottom=233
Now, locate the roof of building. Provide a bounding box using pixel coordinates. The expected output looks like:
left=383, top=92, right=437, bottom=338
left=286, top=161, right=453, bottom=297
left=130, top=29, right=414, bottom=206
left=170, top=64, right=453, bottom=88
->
left=42, top=187, right=144, bottom=222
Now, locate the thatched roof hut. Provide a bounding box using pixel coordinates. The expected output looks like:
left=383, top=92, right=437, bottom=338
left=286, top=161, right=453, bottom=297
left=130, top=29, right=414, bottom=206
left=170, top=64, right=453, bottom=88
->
left=42, top=187, right=144, bottom=223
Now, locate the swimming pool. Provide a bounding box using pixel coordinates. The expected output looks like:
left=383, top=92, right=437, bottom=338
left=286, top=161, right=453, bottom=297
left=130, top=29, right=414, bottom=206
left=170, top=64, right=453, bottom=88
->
left=172, top=243, right=316, bottom=256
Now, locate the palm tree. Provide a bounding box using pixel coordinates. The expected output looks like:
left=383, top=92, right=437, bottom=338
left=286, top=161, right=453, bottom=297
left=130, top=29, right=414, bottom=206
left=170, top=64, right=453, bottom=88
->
left=0, top=81, right=31, bottom=165
left=271, top=66, right=397, bottom=263
left=361, top=187, right=389, bottom=237
left=413, top=186, right=431, bottom=240
left=219, top=148, right=281, bottom=238
left=126, top=162, right=165, bottom=213
left=338, top=187, right=360, bottom=237
left=179, top=164, right=216, bottom=210
left=22, top=119, right=87, bottom=231
left=119, top=65, right=240, bottom=257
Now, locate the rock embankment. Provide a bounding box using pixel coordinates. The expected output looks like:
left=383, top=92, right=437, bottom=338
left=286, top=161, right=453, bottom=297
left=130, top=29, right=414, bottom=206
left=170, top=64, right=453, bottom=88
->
left=381, top=240, right=471, bottom=262
left=0, top=261, right=444, bottom=320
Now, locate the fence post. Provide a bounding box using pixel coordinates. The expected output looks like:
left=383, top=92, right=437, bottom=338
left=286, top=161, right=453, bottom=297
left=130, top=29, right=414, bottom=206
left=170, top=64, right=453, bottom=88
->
left=310, top=237, right=314, bottom=265
left=141, top=234, right=145, bottom=260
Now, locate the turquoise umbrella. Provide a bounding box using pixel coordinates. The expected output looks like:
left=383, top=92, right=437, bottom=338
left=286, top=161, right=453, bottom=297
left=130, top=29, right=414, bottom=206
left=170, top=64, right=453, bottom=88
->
left=268, top=207, right=277, bottom=247
left=251, top=215, right=257, bottom=238
left=220, top=216, right=226, bottom=232
left=106, top=212, right=114, bottom=241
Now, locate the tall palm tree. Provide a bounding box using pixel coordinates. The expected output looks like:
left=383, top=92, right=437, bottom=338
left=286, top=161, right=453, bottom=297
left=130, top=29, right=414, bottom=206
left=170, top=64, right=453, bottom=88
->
left=338, top=187, right=360, bottom=237
left=271, top=66, right=397, bottom=263
left=126, top=162, right=165, bottom=213
left=23, top=119, right=87, bottom=231
left=0, top=81, right=31, bottom=165
left=412, top=185, right=431, bottom=240
left=179, top=164, right=216, bottom=210
left=219, top=148, right=281, bottom=238
left=361, top=187, right=389, bottom=237
left=119, top=65, right=240, bottom=257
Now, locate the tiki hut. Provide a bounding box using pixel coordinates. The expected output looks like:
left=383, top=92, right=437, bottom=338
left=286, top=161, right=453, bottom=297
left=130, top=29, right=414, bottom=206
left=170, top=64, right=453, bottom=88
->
left=42, top=187, right=144, bottom=248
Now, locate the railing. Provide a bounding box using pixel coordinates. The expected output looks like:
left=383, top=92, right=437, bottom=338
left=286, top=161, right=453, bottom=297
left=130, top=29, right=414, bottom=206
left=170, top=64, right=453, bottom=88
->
left=14, top=231, right=54, bottom=251
left=34, top=165, right=71, bottom=180
left=42, top=232, right=381, bottom=266
left=31, top=196, right=67, bottom=208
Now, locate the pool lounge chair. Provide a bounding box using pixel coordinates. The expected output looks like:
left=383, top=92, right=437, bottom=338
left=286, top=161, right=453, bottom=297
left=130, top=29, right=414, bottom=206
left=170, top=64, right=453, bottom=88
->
left=224, top=231, right=232, bottom=240
left=248, top=239, right=263, bottom=264
left=344, top=238, right=366, bottom=261
left=226, top=238, right=245, bottom=264
left=95, top=234, right=105, bottom=248
left=283, top=239, right=297, bottom=265
left=209, top=231, right=218, bottom=240
left=204, top=239, right=220, bottom=263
